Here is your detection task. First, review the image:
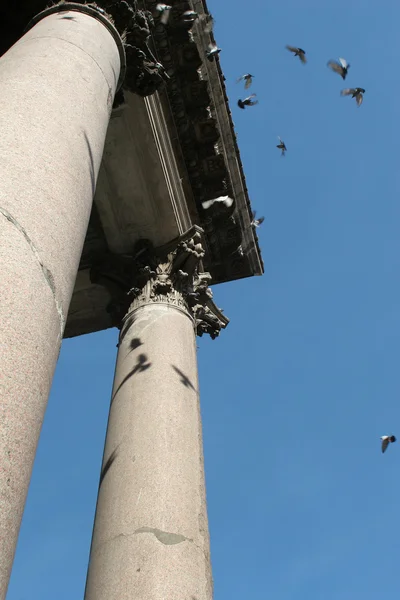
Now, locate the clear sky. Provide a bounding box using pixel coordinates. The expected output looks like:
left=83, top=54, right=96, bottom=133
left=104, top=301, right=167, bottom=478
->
left=7, top=1, right=400, bottom=599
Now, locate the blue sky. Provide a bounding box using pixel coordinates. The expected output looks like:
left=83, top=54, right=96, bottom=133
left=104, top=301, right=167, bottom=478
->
left=7, top=1, right=400, bottom=598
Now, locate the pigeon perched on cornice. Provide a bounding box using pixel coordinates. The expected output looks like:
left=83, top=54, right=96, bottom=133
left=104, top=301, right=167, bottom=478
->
left=237, top=94, right=258, bottom=109
left=237, top=73, right=254, bottom=89
left=182, top=9, right=198, bottom=21
left=155, top=3, right=171, bottom=24
left=340, top=87, right=365, bottom=107
left=202, top=196, right=234, bottom=209
left=277, top=136, right=287, bottom=156
left=206, top=43, right=221, bottom=61
left=327, top=58, right=350, bottom=80
left=251, top=211, right=265, bottom=228
left=286, top=45, right=307, bottom=64
left=381, top=435, right=396, bottom=453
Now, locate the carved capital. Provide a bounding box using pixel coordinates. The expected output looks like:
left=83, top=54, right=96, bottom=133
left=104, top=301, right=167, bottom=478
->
left=47, top=1, right=169, bottom=99
left=90, top=227, right=229, bottom=338
left=99, top=0, right=169, bottom=98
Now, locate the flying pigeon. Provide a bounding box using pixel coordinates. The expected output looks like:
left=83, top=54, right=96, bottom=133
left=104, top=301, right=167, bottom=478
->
left=199, top=13, right=214, bottom=33
left=327, top=58, right=350, bottom=80
left=206, top=43, right=221, bottom=62
left=286, top=45, right=307, bottom=64
left=340, top=87, right=365, bottom=107
left=251, top=211, right=265, bottom=228
left=237, top=94, right=258, bottom=109
left=202, top=196, right=234, bottom=210
left=277, top=136, right=287, bottom=156
left=237, top=73, right=254, bottom=89
left=155, top=3, right=171, bottom=24
left=381, top=435, right=396, bottom=453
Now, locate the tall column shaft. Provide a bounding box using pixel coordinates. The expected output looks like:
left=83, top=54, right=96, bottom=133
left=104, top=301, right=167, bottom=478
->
left=85, top=231, right=228, bottom=600
left=0, top=8, right=122, bottom=598
left=84, top=301, right=212, bottom=600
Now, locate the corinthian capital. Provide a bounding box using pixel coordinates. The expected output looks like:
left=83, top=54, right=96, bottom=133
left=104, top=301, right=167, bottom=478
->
left=90, top=227, right=229, bottom=339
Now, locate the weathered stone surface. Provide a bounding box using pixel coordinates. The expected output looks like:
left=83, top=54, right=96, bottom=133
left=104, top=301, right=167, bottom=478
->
left=0, top=9, right=122, bottom=598
left=84, top=290, right=213, bottom=600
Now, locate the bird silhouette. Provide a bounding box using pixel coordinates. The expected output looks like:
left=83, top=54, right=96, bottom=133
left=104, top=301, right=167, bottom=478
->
left=251, top=211, right=265, bottom=228
left=327, top=58, right=350, bottom=80
left=277, top=136, right=287, bottom=156
left=381, top=435, right=396, bottom=453
left=340, top=87, right=365, bottom=106
left=202, top=196, right=234, bottom=209
left=199, top=13, right=214, bottom=33
left=237, top=94, right=258, bottom=109
left=286, top=45, right=307, bottom=64
left=237, top=73, right=254, bottom=89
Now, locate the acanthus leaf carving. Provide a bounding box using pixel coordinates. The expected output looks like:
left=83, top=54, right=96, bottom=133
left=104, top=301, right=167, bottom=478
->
left=96, top=0, right=169, bottom=97
left=92, top=227, right=229, bottom=338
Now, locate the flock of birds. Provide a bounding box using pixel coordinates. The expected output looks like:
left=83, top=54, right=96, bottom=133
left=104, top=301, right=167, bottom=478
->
left=235, top=46, right=366, bottom=162
left=152, top=9, right=398, bottom=457
left=234, top=50, right=396, bottom=456
left=154, top=4, right=264, bottom=228
left=152, top=10, right=375, bottom=246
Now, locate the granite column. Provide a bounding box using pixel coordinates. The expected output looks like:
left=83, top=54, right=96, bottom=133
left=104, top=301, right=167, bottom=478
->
left=85, top=229, right=227, bottom=600
left=0, top=5, right=124, bottom=598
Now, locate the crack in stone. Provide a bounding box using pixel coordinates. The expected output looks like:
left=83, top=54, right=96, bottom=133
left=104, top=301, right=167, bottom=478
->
left=0, top=207, right=65, bottom=339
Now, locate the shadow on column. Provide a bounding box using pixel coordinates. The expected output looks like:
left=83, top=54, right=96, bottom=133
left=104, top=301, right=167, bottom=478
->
left=82, top=130, right=96, bottom=196
left=128, top=337, right=143, bottom=353
left=171, top=364, right=197, bottom=393
left=98, top=444, right=120, bottom=488
left=110, top=353, right=152, bottom=406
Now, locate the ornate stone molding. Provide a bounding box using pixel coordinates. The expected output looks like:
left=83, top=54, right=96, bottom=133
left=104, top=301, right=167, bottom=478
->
left=98, top=0, right=169, bottom=98
left=30, top=1, right=169, bottom=98
left=90, top=227, right=229, bottom=339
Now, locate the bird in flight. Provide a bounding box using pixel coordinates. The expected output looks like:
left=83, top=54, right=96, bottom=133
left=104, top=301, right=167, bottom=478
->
left=155, top=3, right=171, bottom=24
left=202, top=196, right=234, bottom=210
left=277, top=136, right=287, bottom=156
left=286, top=46, right=307, bottom=64
left=199, top=13, right=214, bottom=33
left=237, top=73, right=254, bottom=89
left=251, top=211, right=265, bottom=228
left=206, top=43, right=221, bottom=61
left=340, top=87, right=365, bottom=107
left=381, top=435, right=396, bottom=453
left=237, top=94, right=258, bottom=109
left=327, top=58, right=350, bottom=80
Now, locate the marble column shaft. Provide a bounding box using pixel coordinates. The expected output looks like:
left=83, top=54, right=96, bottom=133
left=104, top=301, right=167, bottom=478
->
left=84, top=286, right=213, bottom=599
left=0, top=8, right=122, bottom=598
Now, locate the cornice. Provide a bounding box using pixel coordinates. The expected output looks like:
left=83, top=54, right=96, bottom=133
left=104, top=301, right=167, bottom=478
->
left=142, top=0, right=264, bottom=283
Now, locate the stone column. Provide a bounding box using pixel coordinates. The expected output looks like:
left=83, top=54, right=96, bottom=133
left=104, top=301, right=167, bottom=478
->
left=85, top=229, right=228, bottom=600
left=0, top=5, right=125, bottom=598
